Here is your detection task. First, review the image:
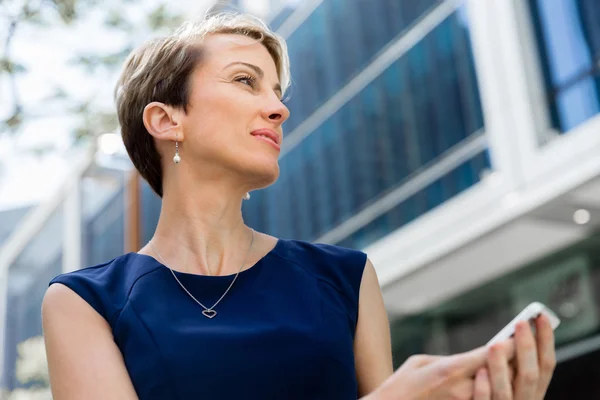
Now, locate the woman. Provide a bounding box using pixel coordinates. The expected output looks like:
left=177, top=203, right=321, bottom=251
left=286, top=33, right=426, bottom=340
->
left=42, top=12, right=556, bottom=400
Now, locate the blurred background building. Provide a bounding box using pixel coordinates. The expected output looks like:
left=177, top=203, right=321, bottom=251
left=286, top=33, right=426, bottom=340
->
left=1, top=0, right=599, bottom=397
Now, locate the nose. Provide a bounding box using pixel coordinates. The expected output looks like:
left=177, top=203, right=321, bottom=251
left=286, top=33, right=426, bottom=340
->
left=262, top=94, right=290, bottom=125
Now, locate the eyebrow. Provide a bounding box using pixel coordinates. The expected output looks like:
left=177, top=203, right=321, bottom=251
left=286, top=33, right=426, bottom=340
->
left=224, top=61, right=282, bottom=95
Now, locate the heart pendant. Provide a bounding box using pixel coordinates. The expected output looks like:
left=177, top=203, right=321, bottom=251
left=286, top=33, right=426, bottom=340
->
left=202, top=309, right=217, bottom=319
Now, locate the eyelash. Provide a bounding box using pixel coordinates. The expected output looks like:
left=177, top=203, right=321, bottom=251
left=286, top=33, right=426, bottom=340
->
left=235, top=75, right=257, bottom=89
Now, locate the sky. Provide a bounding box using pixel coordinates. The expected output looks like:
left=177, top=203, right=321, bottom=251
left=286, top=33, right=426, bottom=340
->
left=0, top=0, right=275, bottom=211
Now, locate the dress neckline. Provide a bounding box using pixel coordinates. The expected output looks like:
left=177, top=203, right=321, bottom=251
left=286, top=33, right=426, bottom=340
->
left=132, top=238, right=283, bottom=280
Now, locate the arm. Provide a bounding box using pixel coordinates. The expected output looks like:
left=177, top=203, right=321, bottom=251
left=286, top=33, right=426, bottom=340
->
left=42, top=283, right=139, bottom=400
left=354, top=258, right=394, bottom=398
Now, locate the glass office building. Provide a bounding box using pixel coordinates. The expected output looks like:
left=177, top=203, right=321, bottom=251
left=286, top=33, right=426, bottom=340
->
left=244, top=0, right=490, bottom=249
left=2, top=0, right=600, bottom=395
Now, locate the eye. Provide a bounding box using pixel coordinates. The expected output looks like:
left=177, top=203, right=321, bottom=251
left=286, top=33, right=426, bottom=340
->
left=234, top=75, right=257, bottom=88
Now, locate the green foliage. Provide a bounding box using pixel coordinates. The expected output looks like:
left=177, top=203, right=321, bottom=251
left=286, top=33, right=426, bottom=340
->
left=2, top=108, right=23, bottom=134
left=69, top=47, right=134, bottom=73
left=51, top=0, right=78, bottom=24
left=0, top=0, right=186, bottom=142
left=74, top=110, right=120, bottom=142
left=105, top=8, right=131, bottom=30
left=148, top=4, right=185, bottom=31
left=0, top=58, right=27, bottom=74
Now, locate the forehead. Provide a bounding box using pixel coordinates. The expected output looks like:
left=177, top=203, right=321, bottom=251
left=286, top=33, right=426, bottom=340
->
left=200, top=33, right=278, bottom=77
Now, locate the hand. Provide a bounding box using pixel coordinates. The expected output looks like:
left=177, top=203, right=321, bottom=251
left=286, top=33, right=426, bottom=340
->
left=481, top=314, right=557, bottom=400
left=369, top=340, right=515, bottom=400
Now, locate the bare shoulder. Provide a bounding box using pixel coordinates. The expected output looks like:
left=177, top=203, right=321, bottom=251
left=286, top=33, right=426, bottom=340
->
left=357, top=258, right=386, bottom=318
left=43, top=282, right=95, bottom=316
left=42, top=284, right=138, bottom=399
left=361, top=258, right=380, bottom=287
left=355, top=257, right=394, bottom=397
left=42, top=282, right=113, bottom=332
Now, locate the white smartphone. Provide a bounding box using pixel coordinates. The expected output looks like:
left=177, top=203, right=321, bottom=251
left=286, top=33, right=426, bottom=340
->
left=487, top=302, right=561, bottom=346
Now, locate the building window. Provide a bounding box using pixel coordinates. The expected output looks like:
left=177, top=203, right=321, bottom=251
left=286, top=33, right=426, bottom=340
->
left=282, top=0, right=443, bottom=133
left=529, top=0, right=600, bottom=132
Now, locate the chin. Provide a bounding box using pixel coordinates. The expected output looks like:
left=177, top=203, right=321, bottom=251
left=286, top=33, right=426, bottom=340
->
left=248, top=159, right=280, bottom=189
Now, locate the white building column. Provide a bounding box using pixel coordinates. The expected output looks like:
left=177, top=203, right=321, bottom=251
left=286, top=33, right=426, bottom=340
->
left=469, top=0, right=567, bottom=184
left=466, top=0, right=535, bottom=192
left=62, top=175, right=82, bottom=274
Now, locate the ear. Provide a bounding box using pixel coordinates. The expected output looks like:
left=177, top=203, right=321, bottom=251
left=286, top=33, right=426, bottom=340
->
left=142, top=102, right=184, bottom=142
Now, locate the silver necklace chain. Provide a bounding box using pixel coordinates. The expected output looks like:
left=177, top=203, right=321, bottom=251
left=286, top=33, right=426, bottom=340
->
left=148, top=229, right=255, bottom=319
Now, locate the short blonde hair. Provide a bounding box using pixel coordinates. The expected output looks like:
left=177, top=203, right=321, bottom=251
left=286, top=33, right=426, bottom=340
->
left=115, top=13, right=290, bottom=197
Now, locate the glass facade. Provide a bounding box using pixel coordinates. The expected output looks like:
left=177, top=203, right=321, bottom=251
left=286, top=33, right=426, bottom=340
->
left=82, top=186, right=126, bottom=267
left=338, top=150, right=490, bottom=249
left=529, top=0, right=600, bottom=132
left=283, top=0, right=443, bottom=132
left=3, top=211, right=63, bottom=390
left=141, top=181, right=161, bottom=246
left=243, top=5, right=487, bottom=248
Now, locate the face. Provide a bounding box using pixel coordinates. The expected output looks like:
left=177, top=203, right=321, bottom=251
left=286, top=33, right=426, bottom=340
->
left=180, top=33, right=289, bottom=189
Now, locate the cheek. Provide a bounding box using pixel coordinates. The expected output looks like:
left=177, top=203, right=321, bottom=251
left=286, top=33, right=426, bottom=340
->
left=182, top=85, right=262, bottom=159
left=184, top=99, right=228, bottom=139
left=187, top=88, right=253, bottom=132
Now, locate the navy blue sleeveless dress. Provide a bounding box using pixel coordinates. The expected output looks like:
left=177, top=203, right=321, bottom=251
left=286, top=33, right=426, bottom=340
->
left=49, top=239, right=367, bottom=399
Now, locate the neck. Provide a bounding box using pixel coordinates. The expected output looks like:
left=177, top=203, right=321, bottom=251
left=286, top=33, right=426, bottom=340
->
left=150, top=176, right=253, bottom=276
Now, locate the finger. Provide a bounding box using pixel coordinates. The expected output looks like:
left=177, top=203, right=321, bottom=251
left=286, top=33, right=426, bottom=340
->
left=535, top=315, right=557, bottom=398
left=406, top=353, right=444, bottom=368
left=488, top=342, right=513, bottom=400
left=449, top=378, right=476, bottom=399
left=449, top=341, right=515, bottom=378
left=514, top=320, right=539, bottom=400
left=473, top=368, right=491, bottom=400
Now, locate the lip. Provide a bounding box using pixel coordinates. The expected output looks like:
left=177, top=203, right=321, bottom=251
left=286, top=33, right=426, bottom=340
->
left=250, top=129, right=281, bottom=151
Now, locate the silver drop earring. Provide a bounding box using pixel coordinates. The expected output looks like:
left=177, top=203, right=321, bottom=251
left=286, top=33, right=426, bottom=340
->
left=243, top=192, right=250, bottom=200
left=173, top=134, right=181, bottom=164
